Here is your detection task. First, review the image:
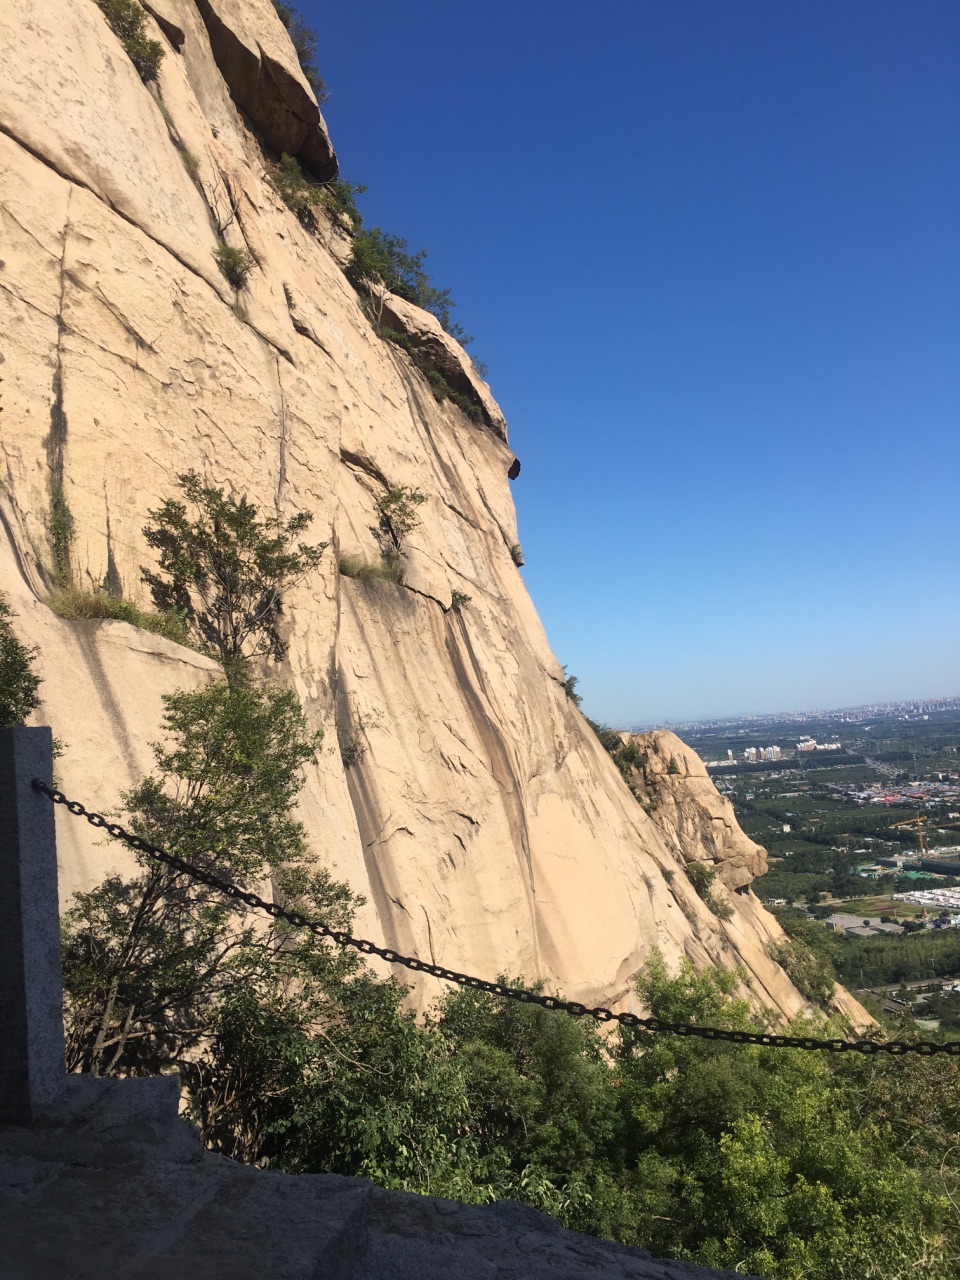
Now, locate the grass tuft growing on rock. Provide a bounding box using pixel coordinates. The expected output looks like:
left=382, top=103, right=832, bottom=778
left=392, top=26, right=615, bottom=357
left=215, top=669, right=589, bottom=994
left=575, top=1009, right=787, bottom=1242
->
left=338, top=553, right=404, bottom=585
left=47, top=588, right=193, bottom=647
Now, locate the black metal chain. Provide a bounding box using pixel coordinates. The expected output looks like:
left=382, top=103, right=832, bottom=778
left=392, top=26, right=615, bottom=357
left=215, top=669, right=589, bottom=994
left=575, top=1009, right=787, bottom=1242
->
left=34, top=779, right=960, bottom=1058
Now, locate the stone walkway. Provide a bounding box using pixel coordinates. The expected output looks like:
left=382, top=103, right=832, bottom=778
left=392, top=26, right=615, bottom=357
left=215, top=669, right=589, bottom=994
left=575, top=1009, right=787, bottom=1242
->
left=0, top=1078, right=762, bottom=1280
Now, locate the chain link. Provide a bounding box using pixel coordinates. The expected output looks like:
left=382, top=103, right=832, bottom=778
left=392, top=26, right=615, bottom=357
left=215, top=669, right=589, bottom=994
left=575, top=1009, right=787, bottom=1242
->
left=34, top=779, right=960, bottom=1058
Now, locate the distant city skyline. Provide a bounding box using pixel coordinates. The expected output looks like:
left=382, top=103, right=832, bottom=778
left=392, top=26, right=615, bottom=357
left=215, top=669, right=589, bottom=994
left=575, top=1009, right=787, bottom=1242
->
left=630, top=694, right=960, bottom=734
left=312, top=0, right=960, bottom=724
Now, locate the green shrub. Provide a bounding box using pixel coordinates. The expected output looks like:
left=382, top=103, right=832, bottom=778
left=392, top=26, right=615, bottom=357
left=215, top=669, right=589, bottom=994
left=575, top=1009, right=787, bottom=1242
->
left=509, top=543, right=524, bottom=567
left=271, top=0, right=328, bottom=101
left=771, top=939, right=836, bottom=1007
left=450, top=589, right=471, bottom=613
left=338, top=552, right=404, bottom=585
left=47, top=587, right=193, bottom=647
left=142, top=471, right=327, bottom=672
left=0, top=595, right=42, bottom=727
left=685, top=861, right=716, bottom=898
left=667, top=757, right=681, bottom=776
left=179, top=148, right=200, bottom=180
left=349, top=228, right=470, bottom=343
left=561, top=667, right=582, bottom=708
left=338, top=731, right=365, bottom=768
left=47, top=482, right=74, bottom=587
left=377, top=487, right=425, bottom=550
left=94, top=0, right=164, bottom=81
left=214, top=244, right=255, bottom=290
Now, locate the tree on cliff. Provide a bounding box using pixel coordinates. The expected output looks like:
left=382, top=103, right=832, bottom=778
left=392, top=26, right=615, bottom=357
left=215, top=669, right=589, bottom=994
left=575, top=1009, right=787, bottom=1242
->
left=142, top=472, right=327, bottom=676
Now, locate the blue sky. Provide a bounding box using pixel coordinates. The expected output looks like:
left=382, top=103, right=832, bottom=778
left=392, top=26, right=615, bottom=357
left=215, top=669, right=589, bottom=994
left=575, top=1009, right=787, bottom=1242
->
left=305, top=0, right=959, bottom=724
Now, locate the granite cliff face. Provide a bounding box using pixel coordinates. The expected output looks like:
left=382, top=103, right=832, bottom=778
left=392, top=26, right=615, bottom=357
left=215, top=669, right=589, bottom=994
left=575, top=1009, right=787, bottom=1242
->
left=0, top=0, right=865, bottom=1026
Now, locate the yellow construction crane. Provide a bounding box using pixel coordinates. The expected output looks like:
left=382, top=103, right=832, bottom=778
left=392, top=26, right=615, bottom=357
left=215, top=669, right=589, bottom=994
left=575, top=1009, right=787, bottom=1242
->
left=891, top=813, right=930, bottom=854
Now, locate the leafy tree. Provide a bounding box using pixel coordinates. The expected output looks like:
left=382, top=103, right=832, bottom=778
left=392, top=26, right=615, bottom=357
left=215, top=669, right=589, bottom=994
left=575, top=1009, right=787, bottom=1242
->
left=610, top=954, right=951, bottom=1278
left=376, top=486, right=425, bottom=551
left=142, top=472, right=327, bottom=673
left=0, top=595, right=41, bottom=726
left=60, top=679, right=334, bottom=1078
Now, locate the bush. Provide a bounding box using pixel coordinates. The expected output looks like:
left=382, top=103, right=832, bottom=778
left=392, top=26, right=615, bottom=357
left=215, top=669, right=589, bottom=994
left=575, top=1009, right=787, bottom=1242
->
left=94, top=0, right=164, bottom=81
left=214, top=244, right=255, bottom=290
left=142, top=471, right=327, bottom=671
left=0, top=595, right=41, bottom=727
left=684, top=861, right=733, bottom=921
left=47, top=482, right=74, bottom=588
left=771, top=938, right=836, bottom=1007
left=510, top=543, right=524, bottom=567
left=47, top=587, right=192, bottom=647
left=450, top=590, right=471, bottom=613
left=377, top=487, right=425, bottom=550
left=561, top=667, right=582, bottom=708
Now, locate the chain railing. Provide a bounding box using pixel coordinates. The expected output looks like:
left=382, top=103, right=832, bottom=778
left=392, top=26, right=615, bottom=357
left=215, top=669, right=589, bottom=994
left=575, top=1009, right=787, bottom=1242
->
left=34, top=779, right=960, bottom=1058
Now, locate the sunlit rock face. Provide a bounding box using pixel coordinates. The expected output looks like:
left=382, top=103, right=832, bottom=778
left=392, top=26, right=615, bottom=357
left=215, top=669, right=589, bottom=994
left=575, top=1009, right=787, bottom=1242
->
left=0, top=0, right=869, bottom=1028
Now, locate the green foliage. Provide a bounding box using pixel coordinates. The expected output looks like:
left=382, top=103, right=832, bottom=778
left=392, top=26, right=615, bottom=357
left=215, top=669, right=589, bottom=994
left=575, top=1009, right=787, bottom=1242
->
left=0, top=595, right=41, bottom=727
left=509, top=542, right=524, bottom=567
left=686, top=860, right=716, bottom=897
left=683, top=861, right=733, bottom=919
left=450, top=589, right=471, bottom=613
left=214, top=243, right=255, bottom=290
left=179, top=148, right=200, bottom=180
left=47, top=482, right=74, bottom=587
left=271, top=0, right=328, bottom=101
left=561, top=666, right=582, bottom=708
left=47, top=587, right=192, bottom=647
left=610, top=955, right=951, bottom=1277
left=349, top=229, right=471, bottom=344
left=376, top=486, right=425, bottom=551
left=60, top=679, right=329, bottom=1078
left=338, top=552, right=404, bottom=585
left=270, top=157, right=366, bottom=231
left=94, top=0, right=164, bottom=81
left=666, top=756, right=681, bottom=775
left=142, top=472, right=327, bottom=671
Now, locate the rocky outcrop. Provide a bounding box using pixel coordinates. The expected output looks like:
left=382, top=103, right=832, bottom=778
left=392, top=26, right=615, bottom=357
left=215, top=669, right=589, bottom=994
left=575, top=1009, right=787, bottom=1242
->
left=0, top=1077, right=761, bottom=1279
left=0, top=0, right=869, bottom=1029
left=194, top=0, right=337, bottom=180
left=376, top=289, right=506, bottom=439
left=628, top=732, right=767, bottom=891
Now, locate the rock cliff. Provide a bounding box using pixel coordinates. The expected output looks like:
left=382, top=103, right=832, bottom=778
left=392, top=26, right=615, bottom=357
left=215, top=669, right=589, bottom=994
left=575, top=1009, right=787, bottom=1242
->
left=0, top=0, right=866, bottom=1027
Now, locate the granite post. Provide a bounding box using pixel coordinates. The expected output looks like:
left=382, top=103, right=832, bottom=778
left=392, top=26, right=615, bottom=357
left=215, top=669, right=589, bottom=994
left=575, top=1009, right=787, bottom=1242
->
left=0, top=726, right=66, bottom=1122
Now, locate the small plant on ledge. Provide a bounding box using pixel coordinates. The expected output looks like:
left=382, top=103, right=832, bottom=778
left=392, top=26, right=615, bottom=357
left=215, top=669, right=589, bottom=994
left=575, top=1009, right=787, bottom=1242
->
left=214, top=244, right=255, bottom=291
left=509, top=543, right=524, bottom=567
left=450, top=589, right=471, bottom=613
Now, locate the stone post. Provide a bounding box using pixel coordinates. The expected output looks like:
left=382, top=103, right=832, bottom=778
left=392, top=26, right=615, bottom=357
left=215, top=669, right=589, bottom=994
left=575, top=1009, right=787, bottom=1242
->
left=0, top=726, right=66, bottom=1122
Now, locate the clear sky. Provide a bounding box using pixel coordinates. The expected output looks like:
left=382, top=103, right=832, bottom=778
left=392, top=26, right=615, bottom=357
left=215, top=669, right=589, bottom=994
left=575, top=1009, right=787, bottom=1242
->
left=304, top=0, right=959, bottom=725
